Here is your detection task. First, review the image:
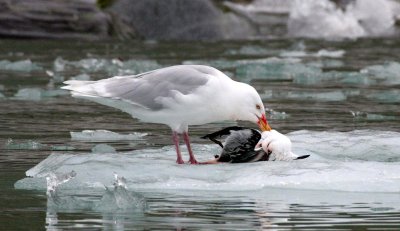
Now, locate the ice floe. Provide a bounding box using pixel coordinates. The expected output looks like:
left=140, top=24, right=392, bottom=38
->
left=351, top=111, right=397, bottom=121
left=15, top=130, right=400, bottom=193
left=52, top=57, right=162, bottom=76
left=13, top=88, right=69, bottom=101
left=0, top=59, right=42, bottom=72
left=280, top=49, right=345, bottom=58
left=5, top=138, right=75, bottom=151
left=92, top=144, right=117, bottom=153
left=44, top=170, right=147, bottom=213
left=70, top=130, right=147, bottom=142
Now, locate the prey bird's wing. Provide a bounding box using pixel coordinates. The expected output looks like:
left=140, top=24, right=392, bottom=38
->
left=201, top=126, right=246, bottom=148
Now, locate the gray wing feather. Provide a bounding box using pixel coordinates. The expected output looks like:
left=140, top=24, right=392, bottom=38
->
left=95, top=65, right=213, bottom=110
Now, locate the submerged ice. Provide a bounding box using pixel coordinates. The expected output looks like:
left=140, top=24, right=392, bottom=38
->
left=45, top=170, right=147, bottom=212
left=15, top=130, right=400, bottom=193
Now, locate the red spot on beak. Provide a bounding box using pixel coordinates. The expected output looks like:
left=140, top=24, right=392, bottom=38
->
left=258, top=114, right=271, bottom=131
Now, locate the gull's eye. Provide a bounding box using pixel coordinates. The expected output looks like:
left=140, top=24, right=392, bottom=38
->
left=256, top=104, right=261, bottom=110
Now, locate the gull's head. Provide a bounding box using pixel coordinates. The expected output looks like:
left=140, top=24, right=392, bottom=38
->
left=254, top=130, right=298, bottom=161
left=234, top=83, right=271, bottom=131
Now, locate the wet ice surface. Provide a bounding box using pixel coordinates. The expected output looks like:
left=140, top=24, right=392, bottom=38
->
left=14, top=129, right=400, bottom=229
left=15, top=130, right=400, bottom=193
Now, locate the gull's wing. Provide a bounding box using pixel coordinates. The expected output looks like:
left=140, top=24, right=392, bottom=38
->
left=63, top=65, right=217, bottom=111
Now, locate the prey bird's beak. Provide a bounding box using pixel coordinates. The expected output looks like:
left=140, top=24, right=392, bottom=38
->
left=258, top=114, right=271, bottom=131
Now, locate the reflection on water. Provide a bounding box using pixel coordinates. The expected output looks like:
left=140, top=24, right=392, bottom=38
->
left=1, top=39, right=400, bottom=230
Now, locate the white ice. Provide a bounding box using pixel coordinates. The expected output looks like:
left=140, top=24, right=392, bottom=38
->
left=13, top=88, right=69, bottom=101
left=45, top=171, right=147, bottom=212
left=15, top=130, right=400, bottom=194
left=0, top=59, right=42, bottom=72
left=288, top=0, right=399, bottom=39
left=70, top=130, right=147, bottom=141
left=53, top=57, right=162, bottom=76
left=280, top=49, right=345, bottom=58
left=92, top=144, right=116, bottom=153
left=5, top=138, right=75, bottom=151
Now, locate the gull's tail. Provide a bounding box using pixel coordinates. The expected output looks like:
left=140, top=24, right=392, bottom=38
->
left=61, top=80, right=97, bottom=98
left=61, top=78, right=140, bottom=115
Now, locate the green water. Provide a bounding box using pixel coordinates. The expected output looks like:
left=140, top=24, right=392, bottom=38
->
left=0, top=39, right=399, bottom=230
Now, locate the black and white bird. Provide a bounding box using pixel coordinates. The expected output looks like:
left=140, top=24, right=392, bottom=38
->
left=202, top=126, right=309, bottom=164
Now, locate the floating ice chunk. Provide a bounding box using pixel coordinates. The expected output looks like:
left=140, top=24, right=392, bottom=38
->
left=289, top=130, right=400, bottom=162
left=294, top=70, right=367, bottom=85
left=267, top=90, right=347, bottom=102
left=307, top=60, right=344, bottom=68
left=68, top=73, right=91, bottom=81
left=15, top=132, right=400, bottom=193
left=351, top=111, right=397, bottom=121
left=46, top=69, right=64, bottom=84
left=182, top=59, right=238, bottom=69
left=279, top=50, right=307, bottom=58
left=315, top=49, right=345, bottom=58
left=0, top=59, right=42, bottom=72
left=71, top=130, right=147, bottom=141
left=5, top=138, right=45, bottom=150
left=92, top=144, right=116, bottom=153
left=13, top=88, right=69, bottom=101
left=41, top=89, right=69, bottom=98
left=5, top=138, right=75, bottom=151
left=266, top=108, right=290, bottom=120
left=53, top=57, right=67, bottom=72
left=0, top=85, right=7, bottom=98
left=224, top=45, right=271, bottom=56
left=53, top=57, right=162, bottom=76
left=280, top=49, right=345, bottom=58
left=361, top=62, right=400, bottom=85
left=46, top=171, right=77, bottom=196
left=365, top=89, right=400, bottom=103
left=118, top=60, right=162, bottom=76
left=13, top=88, right=42, bottom=101
left=236, top=62, right=321, bottom=82
left=74, top=58, right=109, bottom=72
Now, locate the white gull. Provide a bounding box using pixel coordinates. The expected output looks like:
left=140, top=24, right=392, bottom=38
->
left=62, top=65, right=271, bottom=164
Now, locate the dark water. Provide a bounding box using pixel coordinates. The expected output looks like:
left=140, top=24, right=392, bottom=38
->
left=1, top=39, right=400, bottom=230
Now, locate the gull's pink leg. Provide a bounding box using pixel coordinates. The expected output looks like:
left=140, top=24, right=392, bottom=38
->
left=183, top=132, right=198, bottom=164
left=172, top=131, right=184, bottom=164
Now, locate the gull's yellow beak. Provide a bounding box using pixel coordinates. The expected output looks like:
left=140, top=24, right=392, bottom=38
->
left=258, top=114, right=271, bottom=131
